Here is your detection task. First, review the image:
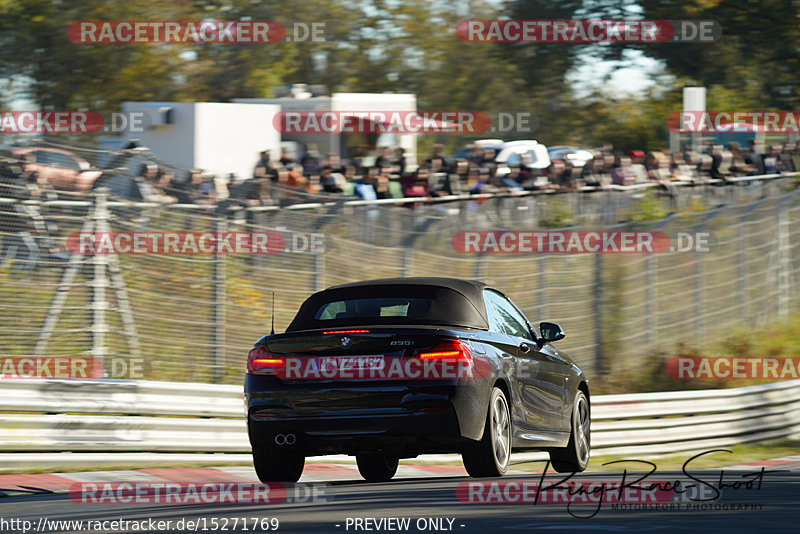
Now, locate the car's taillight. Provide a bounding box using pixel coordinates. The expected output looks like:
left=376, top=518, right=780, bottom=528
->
left=415, top=339, right=472, bottom=364
left=247, top=345, right=286, bottom=375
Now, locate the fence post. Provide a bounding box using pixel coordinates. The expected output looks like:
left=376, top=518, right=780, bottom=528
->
left=211, top=218, right=226, bottom=382
left=472, top=252, right=486, bottom=280
left=401, top=248, right=413, bottom=277
left=777, top=200, right=792, bottom=317
left=313, top=246, right=326, bottom=292
left=593, top=254, right=604, bottom=373
left=694, top=241, right=705, bottom=338
left=738, top=213, right=748, bottom=319
left=90, top=188, right=110, bottom=374
left=538, top=255, right=548, bottom=320
left=645, top=253, right=656, bottom=347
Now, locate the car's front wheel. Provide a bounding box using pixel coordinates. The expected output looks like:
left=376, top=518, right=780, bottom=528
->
left=549, top=390, right=590, bottom=472
left=462, top=387, right=511, bottom=478
left=356, top=453, right=399, bottom=482
left=252, top=446, right=305, bottom=482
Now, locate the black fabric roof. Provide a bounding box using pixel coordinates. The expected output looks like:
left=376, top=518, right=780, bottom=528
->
left=286, top=277, right=492, bottom=332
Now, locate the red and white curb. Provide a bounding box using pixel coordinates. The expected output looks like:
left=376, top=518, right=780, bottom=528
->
left=2, top=455, right=798, bottom=496
left=0, top=463, right=492, bottom=495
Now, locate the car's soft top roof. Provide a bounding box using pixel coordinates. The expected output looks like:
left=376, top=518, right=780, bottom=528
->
left=328, top=277, right=488, bottom=296
left=286, top=277, right=493, bottom=332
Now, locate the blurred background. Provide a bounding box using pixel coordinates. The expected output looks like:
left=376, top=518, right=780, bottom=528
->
left=1, top=0, right=799, bottom=394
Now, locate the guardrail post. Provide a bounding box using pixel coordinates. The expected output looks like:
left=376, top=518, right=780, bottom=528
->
left=211, top=217, right=226, bottom=382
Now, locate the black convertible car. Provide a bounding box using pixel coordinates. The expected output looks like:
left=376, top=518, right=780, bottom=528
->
left=245, top=277, right=590, bottom=482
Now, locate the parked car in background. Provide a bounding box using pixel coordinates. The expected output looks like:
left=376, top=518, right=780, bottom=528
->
left=452, top=139, right=505, bottom=160
left=9, top=147, right=102, bottom=191
left=547, top=145, right=593, bottom=168
left=494, top=140, right=551, bottom=178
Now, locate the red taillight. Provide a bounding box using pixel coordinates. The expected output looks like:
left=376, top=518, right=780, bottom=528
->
left=415, top=339, right=472, bottom=363
left=321, top=329, right=370, bottom=334
left=247, top=346, right=286, bottom=375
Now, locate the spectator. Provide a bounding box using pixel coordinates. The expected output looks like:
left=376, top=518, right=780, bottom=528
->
left=0, top=158, right=42, bottom=269
left=557, top=161, right=578, bottom=191
left=375, top=147, right=394, bottom=170
left=395, top=147, right=407, bottom=178
left=130, top=163, right=175, bottom=203
left=300, top=145, right=321, bottom=176
left=322, top=154, right=345, bottom=175
left=426, top=144, right=451, bottom=174
left=279, top=150, right=293, bottom=167
left=479, top=148, right=497, bottom=176
left=320, top=167, right=343, bottom=193
left=449, top=159, right=470, bottom=193
left=470, top=167, right=494, bottom=194
left=353, top=173, right=378, bottom=201
left=154, top=168, right=178, bottom=202
left=780, top=142, right=796, bottom=172
left=745, top=139, right=765, bottom=175
left=763, top=145, right=782, bottom=174
left=403, top=167, right=431, bottom=198
left=255, top=150, right=274, bottom=177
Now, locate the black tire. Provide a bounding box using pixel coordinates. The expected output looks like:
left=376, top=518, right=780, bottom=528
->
left=356, top=453, right=399, bottom=482
left=549, top=390, right=590, bottom=473
left=462, top=387, right=512, bottom=478
left=252, top=446, right=305, bottom=482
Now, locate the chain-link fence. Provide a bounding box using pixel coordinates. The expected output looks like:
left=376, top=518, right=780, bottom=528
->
left=1, top=154, right=798, bottom=384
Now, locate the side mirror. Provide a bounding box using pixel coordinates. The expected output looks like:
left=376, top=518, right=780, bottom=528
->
left=539, top=322, right=565, bottom=343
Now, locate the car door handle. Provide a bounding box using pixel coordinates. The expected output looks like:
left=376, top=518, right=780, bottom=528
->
left=519, top=343, right=531, bottom=354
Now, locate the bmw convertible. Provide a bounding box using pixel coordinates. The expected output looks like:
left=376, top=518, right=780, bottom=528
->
left=245, top=277, right=590, bottom=482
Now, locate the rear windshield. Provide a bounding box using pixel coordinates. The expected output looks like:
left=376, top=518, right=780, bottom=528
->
left=286, top=284, right=489, bottom=331
left=315, top=297, right=431, bottom=320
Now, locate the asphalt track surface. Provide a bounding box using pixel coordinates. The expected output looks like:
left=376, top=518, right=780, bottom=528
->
left=1, top=462, right=799, bottom=534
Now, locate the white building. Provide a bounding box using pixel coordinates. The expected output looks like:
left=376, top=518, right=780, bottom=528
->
left=118, top=101, right=281, bottom=179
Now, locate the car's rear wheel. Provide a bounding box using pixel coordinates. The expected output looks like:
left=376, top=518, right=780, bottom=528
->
left=356, top=453, right=399, bottom=482
left=462, top=387, right=511, bottom=478
left=252, top=446, right=305, bottom=482
left=549, top=390, right=590, bottom=472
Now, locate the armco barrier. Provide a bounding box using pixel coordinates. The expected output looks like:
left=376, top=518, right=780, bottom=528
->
left=0, top=379, right=799, bottom=470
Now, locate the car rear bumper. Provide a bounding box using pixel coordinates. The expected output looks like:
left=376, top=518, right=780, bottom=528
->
left=247, top=408, right=464, bottom=455
left=245, top=375, right=491, bottom=455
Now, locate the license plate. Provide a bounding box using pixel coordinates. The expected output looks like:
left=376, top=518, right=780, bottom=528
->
left=317, top=356, right=385, bottom=372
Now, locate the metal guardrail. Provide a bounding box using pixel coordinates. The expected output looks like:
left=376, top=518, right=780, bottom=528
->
left=1, top=379, right=798, bottom=467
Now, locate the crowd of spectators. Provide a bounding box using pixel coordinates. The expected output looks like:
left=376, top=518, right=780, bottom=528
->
left=5, top=139, right=800, bottom=213
left=2, top=139, right=798, bottom=267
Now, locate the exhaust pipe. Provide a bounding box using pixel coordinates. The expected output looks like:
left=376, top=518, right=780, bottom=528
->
left=274, top=433, right=296, bottom=446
